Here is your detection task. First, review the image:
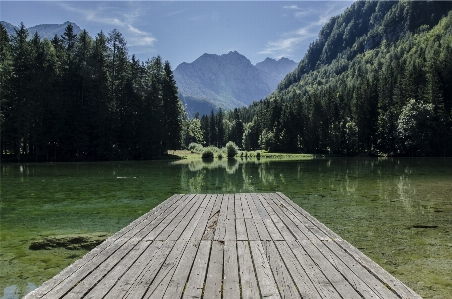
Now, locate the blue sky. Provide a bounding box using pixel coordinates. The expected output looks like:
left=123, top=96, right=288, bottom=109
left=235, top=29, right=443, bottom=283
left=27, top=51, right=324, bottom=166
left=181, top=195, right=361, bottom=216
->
left=1, top=1, right=354, bottom=67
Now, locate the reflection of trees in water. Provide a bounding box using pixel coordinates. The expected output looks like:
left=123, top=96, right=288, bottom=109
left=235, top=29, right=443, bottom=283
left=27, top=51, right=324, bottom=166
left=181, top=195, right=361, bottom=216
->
left=179, top=158, right=279, bottom=193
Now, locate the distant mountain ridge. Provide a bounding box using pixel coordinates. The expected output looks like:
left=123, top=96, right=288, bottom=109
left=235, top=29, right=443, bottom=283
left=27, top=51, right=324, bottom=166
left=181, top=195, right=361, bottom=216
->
left=174, top=51, right=296, bottom=116
left=0, top=21, right=82, bottom=40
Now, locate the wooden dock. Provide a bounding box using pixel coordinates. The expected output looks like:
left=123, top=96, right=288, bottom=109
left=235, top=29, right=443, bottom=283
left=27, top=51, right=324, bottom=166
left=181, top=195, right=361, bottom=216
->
left=24, top=193, right=422, bottom=299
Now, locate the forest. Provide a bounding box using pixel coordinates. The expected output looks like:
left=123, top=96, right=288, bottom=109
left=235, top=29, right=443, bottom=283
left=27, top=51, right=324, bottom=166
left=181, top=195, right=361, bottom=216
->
left=2, top=1, right=452, bottom=161
left=0, top=23, right=183, bottom=161
left=192, top=1, right=452, bottom=157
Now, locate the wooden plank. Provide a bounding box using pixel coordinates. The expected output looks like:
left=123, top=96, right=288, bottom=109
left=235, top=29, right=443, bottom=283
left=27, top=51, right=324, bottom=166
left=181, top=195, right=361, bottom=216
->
left=272, top=193, right=330, bottom=241
left=214, top=194, right=228, bottom=241
left=223, top=241, right=240, bottom=298
left=236, top=218, right=248, bottom=241
left=237, top=241, right=260, bottom=299
left=161, top=241, right=200, bottom=299
left=249, top=241, right=280, bottom=299
left=247, top=194, right=272, bottom=240
left=25, top=195, right=183, bottom=299
left=260, top=193, right=296, bottom=241
left=83, top=240, right=161, bottom=298
left=134, top=241, right=189, bottom=299
left=105, top=240, right=175, bottom=299
left=151, top=194, right=198, bottom=240
left=202, top=194, right=223, bottom=240
left=299, top=240, right=362, bottom=299
left=264, top=241, right=299, bottom=299
left=266, top=193, right=318, bottom=241
left=334, top=238, right=423, bottom=299
left=321, top=240, right=399, bottom=299
left=65, top=239, right=151, bottom=299
left=244, top=218, right=260, bottom=240
left=234, top=193, right=245, bottom=219
left=240, top=193, right=253, bottom=218
left=286, top=240, right=342, bottom=299
left=254, top=194, right=284, bottom=240
left=225, top=194, right=236, bottom=241
left=276, top=192, right=340, bottom=240
left=264, top=193, right=309, bottom=241
left=164, top=194, right=206, bottom=240
left=203, top=241, right=224, bottom=299
left=41, top=234, right=143, bottom=299
left=274, top=241, right=322, bottom=299
left=182, top=240, right=211, bottom=299
left=179, top=194, right=213, bottom=240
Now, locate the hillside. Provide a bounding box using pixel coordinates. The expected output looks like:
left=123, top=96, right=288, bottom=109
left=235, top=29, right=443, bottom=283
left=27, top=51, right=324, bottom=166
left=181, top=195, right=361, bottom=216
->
left=196, top=0, right=452, bottom=156
left=174, top=52, right=296, bottom=116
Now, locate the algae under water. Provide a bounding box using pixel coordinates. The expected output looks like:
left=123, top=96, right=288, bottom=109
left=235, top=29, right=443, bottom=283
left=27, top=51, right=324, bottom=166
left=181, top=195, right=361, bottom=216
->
left=1, top=158, right=451, bottom=299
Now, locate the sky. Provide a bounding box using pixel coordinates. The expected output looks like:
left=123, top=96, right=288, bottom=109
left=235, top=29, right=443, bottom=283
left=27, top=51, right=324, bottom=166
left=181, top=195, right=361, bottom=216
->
left=1, top=1, right=354, bottom=67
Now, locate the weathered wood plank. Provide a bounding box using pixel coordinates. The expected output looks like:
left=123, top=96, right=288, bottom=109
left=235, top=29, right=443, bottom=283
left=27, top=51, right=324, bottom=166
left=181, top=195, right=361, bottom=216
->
left=287, top=240, right=343, bottom=299
left=112, top=240, right=175, bottom=299
left=273, top=193, right=330, bottom=241
left=65, top=239, right=151, bottom=299
left=182, top=240, right=211, bottom=299
left=203, top=241, right=224, bottom=299
left=254, top=194, right=284, bottom=240
left=249, top=241, right=280, bottom=299
left=264, top=241, right=299, bottom=299
left=161, top=241, right=200, bottom=299
left=223, top=241, right=240, bottom=298
left=151, top=194, right=198, bottom=240
left=247, top=194, right=272, bottom=240
left=225, top=194, right=236, bottom=241
left=299, top=240, right=362, bottom=299
left=236, top=217, right=248, bottom=241
left=26, top=195, right=183, bottom=299
left=137, top=241, right=189, bottom=299
left=82, top=240, right=162, bottom=299
left=240, top=193, right=253, bottom=218
left=179, top=194, right=211, bottom=241
left=164, top=194, right=206, bottom=240
left=244, top=218, right=260, bottom=240
left=274, top=241, right=322, bottom=299
left=214, top=194, right=228, bottom=241
left=260, top=193, right=296, bottom=241
left=334, top=238, right=423, bottom=299
left=234, top=193, right=245, bottom=219
left=237, top=241, right=260, bottom=299
left=321, top=240, right=400, bottom=299
left=264, top=193, right=309, bottom=241
left=190, top=194, right=217, bottom=241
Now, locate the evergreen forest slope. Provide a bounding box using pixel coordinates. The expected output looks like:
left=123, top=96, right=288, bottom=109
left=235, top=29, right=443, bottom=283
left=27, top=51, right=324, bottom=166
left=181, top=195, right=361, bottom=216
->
left=0, top=24, right=183, bottom=161
left=205, top=0, right=452, bottom=157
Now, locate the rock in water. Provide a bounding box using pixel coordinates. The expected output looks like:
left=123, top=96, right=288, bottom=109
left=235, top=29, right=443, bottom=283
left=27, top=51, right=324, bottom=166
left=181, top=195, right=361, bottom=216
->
left=29, top=233, right=109, bottom=250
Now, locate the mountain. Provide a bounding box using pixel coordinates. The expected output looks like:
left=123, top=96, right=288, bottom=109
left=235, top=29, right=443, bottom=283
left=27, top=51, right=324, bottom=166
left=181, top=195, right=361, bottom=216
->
left=174, top=51, right=296, bottom=116
left=277, top=0, right=452, bottom=91
left=201, top=0, right=452, bottom=157
left=255, top=57, right=297, bottom=91
left=0, top=21, right=82, bottom=40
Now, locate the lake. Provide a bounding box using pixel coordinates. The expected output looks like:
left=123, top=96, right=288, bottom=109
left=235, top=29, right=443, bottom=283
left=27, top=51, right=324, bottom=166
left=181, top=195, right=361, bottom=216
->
left=1, top=158, right=451, bottom=299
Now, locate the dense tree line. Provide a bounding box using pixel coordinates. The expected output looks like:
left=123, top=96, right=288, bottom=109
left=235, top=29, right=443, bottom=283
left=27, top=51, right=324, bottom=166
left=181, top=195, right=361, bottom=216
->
left=0, top=23, right=183, bottom=161
left=192, top=1, right=452, bottom=157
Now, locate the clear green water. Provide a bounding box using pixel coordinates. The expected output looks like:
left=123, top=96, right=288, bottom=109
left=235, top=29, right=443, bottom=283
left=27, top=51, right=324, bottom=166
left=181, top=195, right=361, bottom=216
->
left=1, top=158, right=451, bottom=299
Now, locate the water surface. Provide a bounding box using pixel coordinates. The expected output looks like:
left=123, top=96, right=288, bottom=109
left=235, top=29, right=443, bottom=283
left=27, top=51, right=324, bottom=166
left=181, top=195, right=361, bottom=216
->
left=1, top=158, right=451, bottom=298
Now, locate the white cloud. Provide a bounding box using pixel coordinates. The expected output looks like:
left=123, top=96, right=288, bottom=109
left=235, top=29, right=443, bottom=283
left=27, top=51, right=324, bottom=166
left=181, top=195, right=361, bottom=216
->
left=260, top=1, right=351, bottom=59
left=283, top=5, right=300, bottom=10
left=58, top=2, right=157, bottom=47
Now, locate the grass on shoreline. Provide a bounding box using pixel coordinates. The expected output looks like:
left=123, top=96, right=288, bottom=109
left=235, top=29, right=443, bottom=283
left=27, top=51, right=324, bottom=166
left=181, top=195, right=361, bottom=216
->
left=168, top=149, right=313, bottom=161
